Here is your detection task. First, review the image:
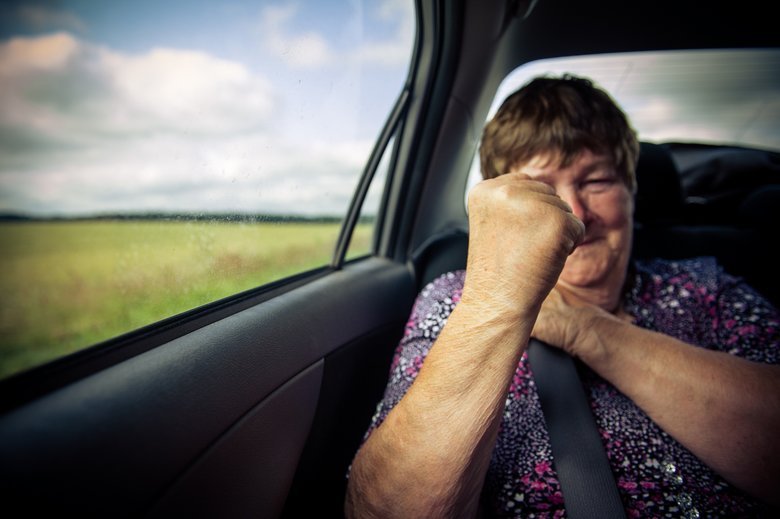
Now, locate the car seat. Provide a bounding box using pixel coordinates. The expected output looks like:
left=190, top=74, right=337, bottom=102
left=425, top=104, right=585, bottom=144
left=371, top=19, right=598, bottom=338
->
left=633, top=142, right=779, bottom=307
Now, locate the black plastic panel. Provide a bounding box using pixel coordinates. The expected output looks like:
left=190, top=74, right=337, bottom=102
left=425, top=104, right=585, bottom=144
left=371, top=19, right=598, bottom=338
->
left=0, top=258, right=415, bottom=516
left=148, top=361, right=324, bottom=518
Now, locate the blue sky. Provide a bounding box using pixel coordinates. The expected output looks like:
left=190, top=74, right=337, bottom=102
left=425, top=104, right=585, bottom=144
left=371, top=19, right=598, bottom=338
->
left=0, top=0, right=414, bottom=216
left=0, top=0, right=402, bottom=72
left=1, top=1, right=777, bottom=217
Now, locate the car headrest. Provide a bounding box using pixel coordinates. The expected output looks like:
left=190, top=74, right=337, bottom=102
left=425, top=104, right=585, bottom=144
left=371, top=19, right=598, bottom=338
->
left=633, top=142, right=684, bottom=226
left=739, top=184, right=780, bottom=229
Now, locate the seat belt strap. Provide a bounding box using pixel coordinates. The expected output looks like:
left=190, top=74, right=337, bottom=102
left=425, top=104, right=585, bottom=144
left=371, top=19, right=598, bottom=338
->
left=527, top=339, right=627, bottom=519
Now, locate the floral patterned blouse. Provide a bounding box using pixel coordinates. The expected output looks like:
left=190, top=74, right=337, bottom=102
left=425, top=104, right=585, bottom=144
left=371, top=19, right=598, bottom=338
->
left=363, top=257, right=779, bottom=518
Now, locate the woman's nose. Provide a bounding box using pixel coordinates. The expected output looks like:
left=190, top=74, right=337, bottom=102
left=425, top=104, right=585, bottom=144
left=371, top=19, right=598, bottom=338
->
left=561, top=190, right=590, bottom=222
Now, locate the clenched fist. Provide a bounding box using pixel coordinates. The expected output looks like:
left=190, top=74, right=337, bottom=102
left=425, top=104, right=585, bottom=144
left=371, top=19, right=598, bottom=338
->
left=461, top=172, right=585, bottom=320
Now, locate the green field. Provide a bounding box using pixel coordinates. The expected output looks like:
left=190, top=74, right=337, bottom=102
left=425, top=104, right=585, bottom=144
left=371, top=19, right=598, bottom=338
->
left=0, top=220, right=372, bottom=379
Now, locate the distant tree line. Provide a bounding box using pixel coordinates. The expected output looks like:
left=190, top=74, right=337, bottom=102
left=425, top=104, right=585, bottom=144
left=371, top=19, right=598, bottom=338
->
left=0, top=212, right=377, bottom=224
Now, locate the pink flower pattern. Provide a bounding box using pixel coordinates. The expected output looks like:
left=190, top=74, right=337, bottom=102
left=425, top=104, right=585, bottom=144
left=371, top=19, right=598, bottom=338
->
left=362, top=259, right=779, bottom=517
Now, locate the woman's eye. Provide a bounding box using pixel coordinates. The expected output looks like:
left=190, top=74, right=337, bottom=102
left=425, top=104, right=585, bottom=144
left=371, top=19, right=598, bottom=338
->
left=582, top=178, right=616, bottom=191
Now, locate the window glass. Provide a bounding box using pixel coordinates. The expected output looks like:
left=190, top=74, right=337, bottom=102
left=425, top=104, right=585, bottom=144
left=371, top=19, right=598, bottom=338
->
left=345, top=134, right=396, bottom=260
left=467, top=49, right=780, bottom=193
left=0, top=0, right=415, bottom=379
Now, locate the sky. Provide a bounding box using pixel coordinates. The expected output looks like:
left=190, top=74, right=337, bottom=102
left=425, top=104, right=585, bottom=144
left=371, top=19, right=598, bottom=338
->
left=0, top=0, right=414, bottom=217
left=0, top=2, right=778, bottom=218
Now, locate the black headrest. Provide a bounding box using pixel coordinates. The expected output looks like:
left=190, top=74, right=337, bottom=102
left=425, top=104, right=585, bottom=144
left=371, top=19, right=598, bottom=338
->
left=633, top=142, right=684, bottom=226
left=739, top=184, right=780, bottom=229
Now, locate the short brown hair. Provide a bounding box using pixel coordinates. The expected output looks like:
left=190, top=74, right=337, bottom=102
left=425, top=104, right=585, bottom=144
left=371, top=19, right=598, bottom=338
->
left=479, top=74, right=639, bottom=192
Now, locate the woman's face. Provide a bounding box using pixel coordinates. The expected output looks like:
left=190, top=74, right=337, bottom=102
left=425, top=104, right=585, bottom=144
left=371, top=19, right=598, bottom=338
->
left=513, top=149, right=634, bottom=295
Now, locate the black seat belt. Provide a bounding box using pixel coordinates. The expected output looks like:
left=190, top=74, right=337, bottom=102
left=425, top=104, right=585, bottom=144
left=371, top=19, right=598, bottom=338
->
left=527, top=339, right=627, bottom=519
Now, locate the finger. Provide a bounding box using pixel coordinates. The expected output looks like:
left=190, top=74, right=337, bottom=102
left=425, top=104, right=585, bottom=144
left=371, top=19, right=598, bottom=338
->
left=537, top=191, right=574, bottom=213
left=495, top=173, right=556, bottom=194
left=482, top=172, right=552, bottom=192
left=565, top=212, right=586, bottom=248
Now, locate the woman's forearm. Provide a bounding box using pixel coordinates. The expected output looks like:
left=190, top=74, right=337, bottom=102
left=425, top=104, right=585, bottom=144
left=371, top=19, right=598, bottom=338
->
left=346, top=173, right=584, bottom=517
left=578, top=315, right=780, bottom=506
left=346, top=300, right=536, bottom=518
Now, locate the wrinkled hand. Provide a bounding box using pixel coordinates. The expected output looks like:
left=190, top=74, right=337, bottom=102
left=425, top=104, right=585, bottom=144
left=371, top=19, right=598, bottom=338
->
left=533, top=286, right=626, bottom=358
left=463, top=173, right=585, bottom=318
left=532, top=287, right=592, bottom=357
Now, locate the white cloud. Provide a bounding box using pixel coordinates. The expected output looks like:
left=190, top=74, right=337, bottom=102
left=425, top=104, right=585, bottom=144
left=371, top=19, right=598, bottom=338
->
left=259, top=4, right=335, bottom=68
left=0, top=32, right=276, bottom=143
left=0, top=131, right=367, bottom=216
left=102, top=46, right=276, bottom=134
left=0, top=32, right=372, bottom=216
left=0, top=31, right=80, bottom=71
left=353, top=0, right=415, bottom=66
left=258, top=0, right=414, bottom=69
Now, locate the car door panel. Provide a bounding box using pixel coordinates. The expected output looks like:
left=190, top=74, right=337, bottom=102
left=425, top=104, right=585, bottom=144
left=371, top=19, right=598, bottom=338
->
left=149, top=360, right=323, bottom=518
left=0, top=257, right=415, bottom=516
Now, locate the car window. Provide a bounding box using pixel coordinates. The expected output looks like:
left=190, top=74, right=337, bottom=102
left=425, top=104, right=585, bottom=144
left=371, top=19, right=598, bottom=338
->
left=0, top=0, right=415, bottom=379
left=345, top=134, right=395, bottom=261
left=467, top=49, right=780, bottom=193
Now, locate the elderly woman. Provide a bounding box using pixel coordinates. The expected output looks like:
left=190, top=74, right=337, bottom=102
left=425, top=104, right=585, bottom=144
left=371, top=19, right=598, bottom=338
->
left=346, top=75, right=780, bottom=517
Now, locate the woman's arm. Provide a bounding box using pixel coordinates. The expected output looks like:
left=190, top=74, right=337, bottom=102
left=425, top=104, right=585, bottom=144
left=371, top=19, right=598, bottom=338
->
left=533, top=289, right=780, bottom=506
left=346, top=298, right=535, bottom=517
left=346, top=174, right=584, bottom=518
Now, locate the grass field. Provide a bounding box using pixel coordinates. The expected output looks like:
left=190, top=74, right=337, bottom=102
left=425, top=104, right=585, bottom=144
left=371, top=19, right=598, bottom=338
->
left=0, top=220, right=372, bottom=379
